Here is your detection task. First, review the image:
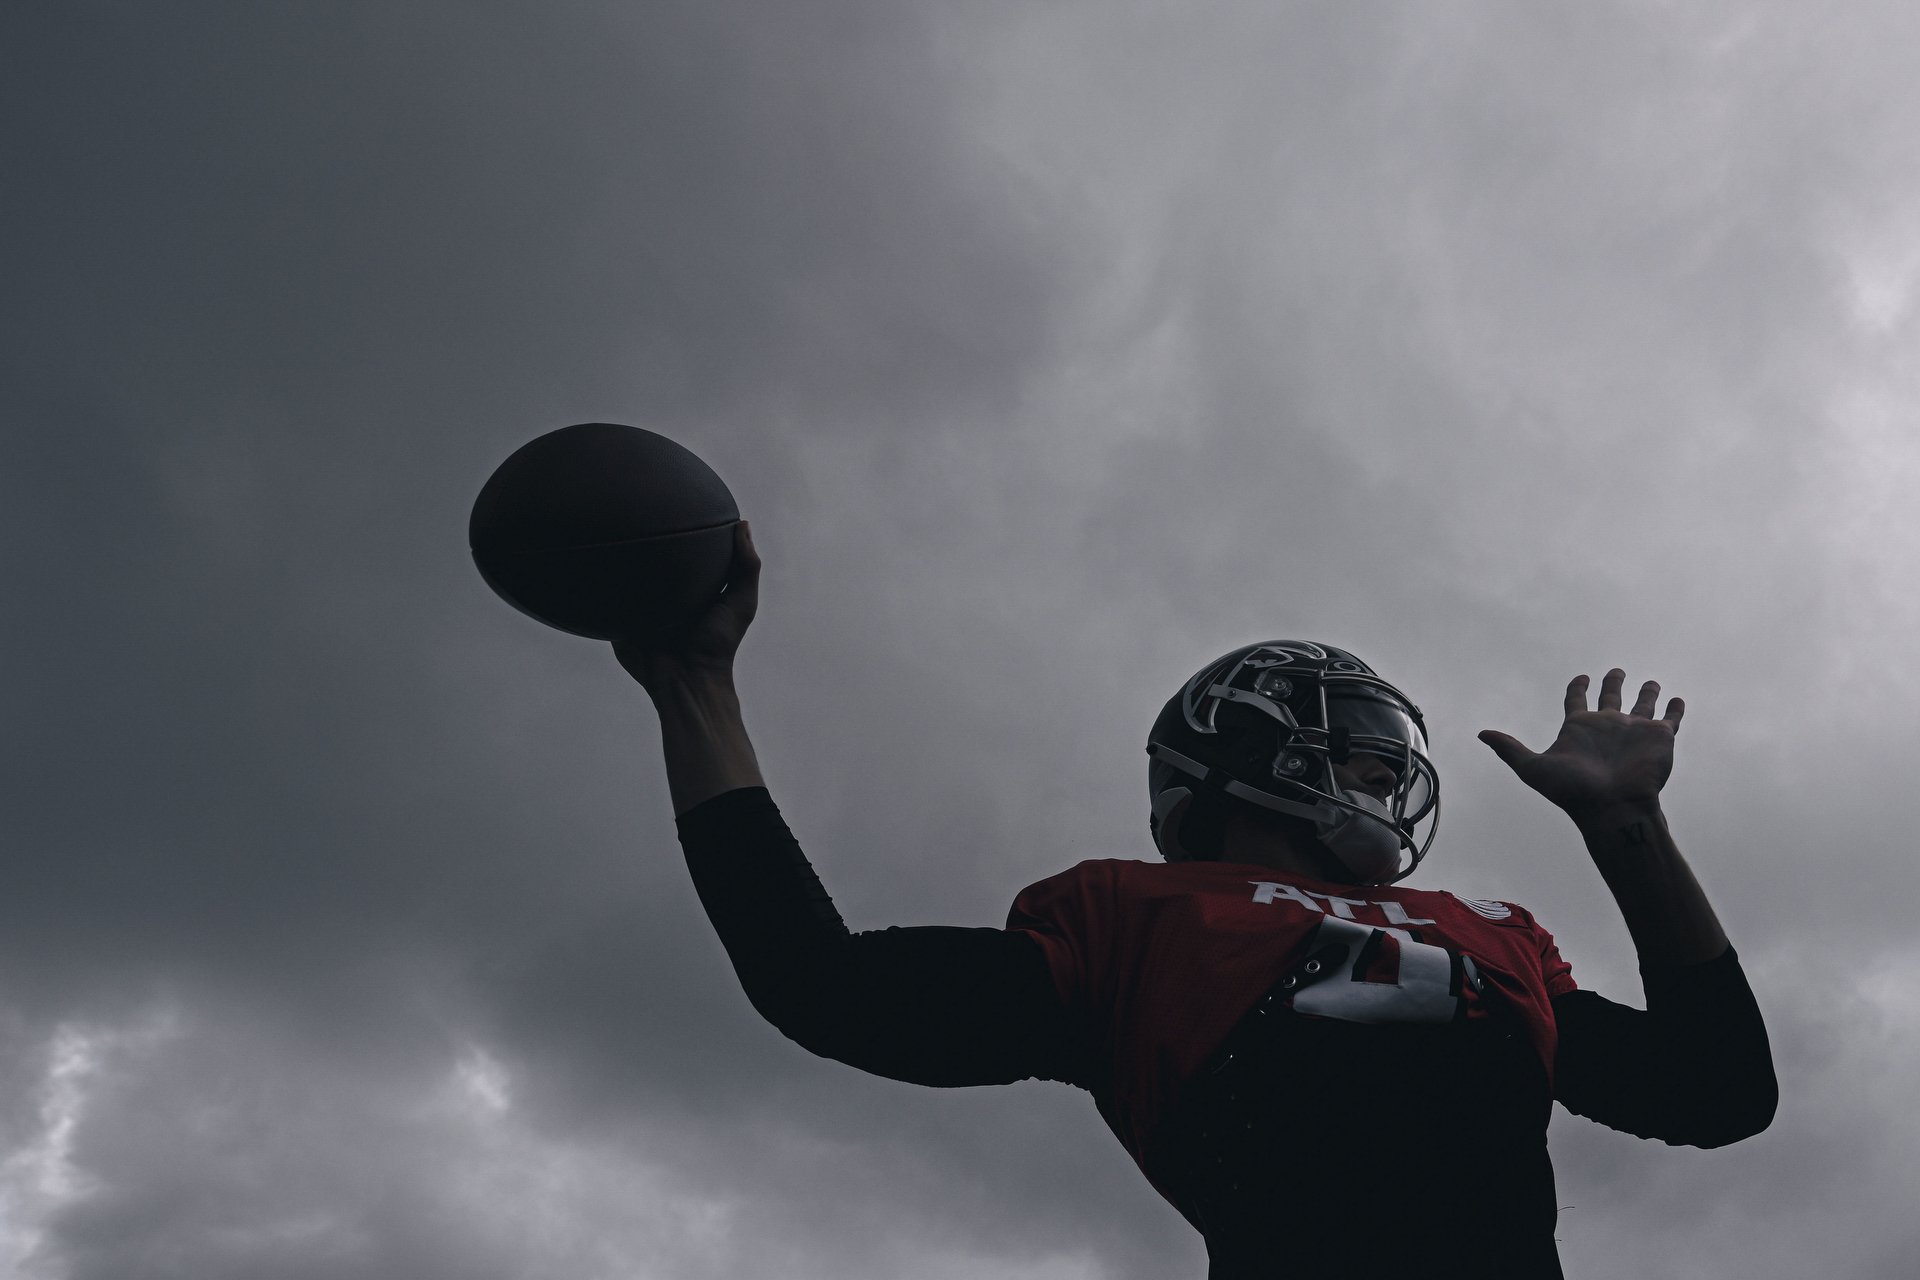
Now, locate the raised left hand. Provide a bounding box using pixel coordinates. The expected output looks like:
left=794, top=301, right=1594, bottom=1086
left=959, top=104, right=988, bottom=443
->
left=1479, top=669, right=1684, bottom=818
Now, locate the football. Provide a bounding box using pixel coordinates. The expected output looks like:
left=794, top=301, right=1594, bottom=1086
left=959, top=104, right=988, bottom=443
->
left=469, top=422, right=740, bottom=643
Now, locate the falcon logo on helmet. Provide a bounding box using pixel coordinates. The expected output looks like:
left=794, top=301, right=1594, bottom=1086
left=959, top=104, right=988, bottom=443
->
left=1146, top=641, right=1440, bottom=883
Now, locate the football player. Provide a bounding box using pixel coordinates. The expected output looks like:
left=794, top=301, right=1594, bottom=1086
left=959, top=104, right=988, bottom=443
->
left=621, top=522, right=1776, bottom=1278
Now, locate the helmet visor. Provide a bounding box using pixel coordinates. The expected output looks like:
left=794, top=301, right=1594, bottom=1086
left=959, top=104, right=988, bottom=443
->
left=1325, top=687, right=1435, bottom=824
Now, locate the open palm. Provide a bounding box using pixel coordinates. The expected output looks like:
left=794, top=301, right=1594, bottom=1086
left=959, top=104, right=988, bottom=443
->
left=1480, top=669, right=1683, bottom=817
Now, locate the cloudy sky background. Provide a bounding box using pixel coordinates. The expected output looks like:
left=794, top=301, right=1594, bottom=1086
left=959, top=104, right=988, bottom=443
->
left=6, top=2, right=1920, bottom=1276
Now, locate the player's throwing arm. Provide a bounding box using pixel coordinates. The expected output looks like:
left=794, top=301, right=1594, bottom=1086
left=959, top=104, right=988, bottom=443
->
left=618, top=525, right=1080, bottom=1088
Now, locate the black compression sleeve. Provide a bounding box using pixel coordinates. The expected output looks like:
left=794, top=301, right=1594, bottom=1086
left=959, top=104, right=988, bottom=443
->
left=1552, top=945, right=1777, bottom=1148
left=675, top=786, right=1083, bottom=1088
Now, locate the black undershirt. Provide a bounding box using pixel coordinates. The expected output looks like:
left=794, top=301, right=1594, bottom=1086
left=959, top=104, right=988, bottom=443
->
left=676, top=786, right=1776, bottom=1277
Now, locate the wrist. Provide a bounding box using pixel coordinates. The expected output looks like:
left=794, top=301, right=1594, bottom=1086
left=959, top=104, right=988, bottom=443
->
left=1569, top=795, right=1664, bottom=833
left=1572, top=798, right=1673, bottom=864
left=646, top=665, right=739, bottom=709
left=649, top=675, right=746, bottom=748
left=648, top=671, right=762, bottom=816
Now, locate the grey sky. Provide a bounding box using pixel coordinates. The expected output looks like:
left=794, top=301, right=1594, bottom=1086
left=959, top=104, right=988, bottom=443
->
left=5, top=2, right=1918, bottom=1276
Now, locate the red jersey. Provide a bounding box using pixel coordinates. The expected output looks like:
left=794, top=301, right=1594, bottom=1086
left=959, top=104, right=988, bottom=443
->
left=1005, top=857, right=1578, bottom=1179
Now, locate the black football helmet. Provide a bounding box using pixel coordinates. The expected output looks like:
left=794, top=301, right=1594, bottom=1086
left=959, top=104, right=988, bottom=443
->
left=1146, top=641, right=1439, bottom=883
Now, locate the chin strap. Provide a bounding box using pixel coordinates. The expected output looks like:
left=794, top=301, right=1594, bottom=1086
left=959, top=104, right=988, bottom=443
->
left=1316, top=791, right=1407, bottom=883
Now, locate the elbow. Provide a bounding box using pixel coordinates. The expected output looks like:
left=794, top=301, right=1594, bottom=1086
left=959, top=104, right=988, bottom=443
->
left=739, top=976, right=884, bottom=1073
left=1688, top=1118, right=1771, bottom=1150
left=726, top=933, right=859, bottom=1024
left=1681, top=1076, right=1778, bottom=1150
left=731, top=960, right=845, bottom=1055
left=742, top=987, right=841, bottom=1058
left=764, top=1005, right=965, bottom=1086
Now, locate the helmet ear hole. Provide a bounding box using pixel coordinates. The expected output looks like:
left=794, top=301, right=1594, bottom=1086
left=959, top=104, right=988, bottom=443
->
left=1179, top=793, right=1229, bottom=861
left=1149, top=787, right=1191, bottom=860
left=1151, top=787, right=1227, bottom=862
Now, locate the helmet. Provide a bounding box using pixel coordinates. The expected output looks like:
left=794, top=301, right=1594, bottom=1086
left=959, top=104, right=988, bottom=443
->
left=1145, top=641, right=1439, bottom=883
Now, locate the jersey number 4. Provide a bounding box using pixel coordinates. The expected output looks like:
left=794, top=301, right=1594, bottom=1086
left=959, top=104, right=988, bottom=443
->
left=1288, top=915, right=1475, bottom=1025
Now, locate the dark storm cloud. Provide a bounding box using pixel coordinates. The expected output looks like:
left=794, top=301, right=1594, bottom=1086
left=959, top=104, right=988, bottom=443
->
left=6, top=1, right=1920, bottom=1276
left=2, top=0, right=1061, bottom=991
left=3, top=1, right=1084, bottom=1273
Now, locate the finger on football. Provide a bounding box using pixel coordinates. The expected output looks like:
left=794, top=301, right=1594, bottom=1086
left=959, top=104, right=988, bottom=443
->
left=1598, top=668, right=1626, bottom=712
left=721, top=521, right=761, bottom=614
left=1631, top=679, right=1660, bottom=718
left=1564, top=674, right=1591, bottom=717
